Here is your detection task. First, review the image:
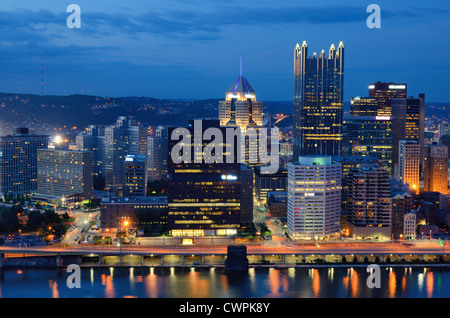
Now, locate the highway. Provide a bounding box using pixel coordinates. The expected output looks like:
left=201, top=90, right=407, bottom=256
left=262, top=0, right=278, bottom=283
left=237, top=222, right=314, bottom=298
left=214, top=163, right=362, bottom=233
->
left=0, top=241, right=448, bottom=256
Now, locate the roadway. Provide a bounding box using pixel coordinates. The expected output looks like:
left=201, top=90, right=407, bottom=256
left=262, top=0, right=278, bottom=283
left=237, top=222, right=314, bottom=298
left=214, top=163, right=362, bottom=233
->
left=0, top=241, right=448, bottom=256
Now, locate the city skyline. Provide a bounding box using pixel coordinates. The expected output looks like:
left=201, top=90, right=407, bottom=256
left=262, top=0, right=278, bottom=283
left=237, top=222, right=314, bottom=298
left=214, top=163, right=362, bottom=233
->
left=0, top=0, right=449, bottom=102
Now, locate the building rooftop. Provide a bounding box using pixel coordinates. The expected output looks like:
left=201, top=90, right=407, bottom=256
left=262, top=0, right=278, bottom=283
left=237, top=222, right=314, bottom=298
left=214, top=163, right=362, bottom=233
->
left=101, top=196, right=167, bottom=204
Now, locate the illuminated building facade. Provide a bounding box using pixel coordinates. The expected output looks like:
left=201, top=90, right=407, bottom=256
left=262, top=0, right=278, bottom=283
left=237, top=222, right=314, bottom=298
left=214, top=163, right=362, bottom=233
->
left=147, top=126, right=168, bottom=181
left=398, top=140, right=420, bottom=193
left=124, top=154, right=147, bottom=197
left=167, top=120, right=243, bottom=237
left=218, top=66, right=264, bottom=166
left=347, top=164, right=392, bottom=239
left=0, top=128, right=49, bottom=196
left=76, top=125, right=106, bottom=177
left=343, top=115, right=393, bottom=174
left=105, top=116, right=147, bottom=194
left=287, top=156, right=342, bottom=240
left=350, top=97, right=378, bottom=116
left=391, top=94, right=425, bottom=172
left=293, top=41, right=344, bottom=158
left=368, top=82, right=407, bottom=116
left=254, top=166, right=287, bottom=203
left=37, top=149, right=94, bottom=200
left=424, top=143, right=449, bottom=194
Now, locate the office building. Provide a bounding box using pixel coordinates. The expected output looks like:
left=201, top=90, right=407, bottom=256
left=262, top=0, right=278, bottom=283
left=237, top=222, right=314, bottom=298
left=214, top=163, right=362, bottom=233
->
left=105, top=116, right=147, bottom=194
left=267, top=192, right=288, bottom=218
left=0, top=128, right=49, bottom=196
left=167, top=120, right=242, bottom=237
left=37, top=149, right=94, bottom=200
left=293, top=41, right=344, bottom=158
left=368, top=82, right=407, bottom=116
left=239, top=164, right=254, bottom=224
left=287, top=156, right=342, bottom=240
left=76, top=125, right=106, bottom=176
left=391, top=94, right=425, bottom=171
left=398, top=140, right=420, bottom=193
left=350, top=96, right=378, bottom=116
left=147, top=126, right=168, bottom=181
left=403, top=212, right=416, bottom=240
left=424, top=143, right=449, bottom=194
left=347, top=164, right=392, bottom=239
left=123, top=154, right=147, bottom=197
left=100, top=196, right=167, bottom=229
left=254, top=166, right=287, bottom=203
left=391, top=180, right=412, bottom=239
left=342, top=115, right=393, bottom=173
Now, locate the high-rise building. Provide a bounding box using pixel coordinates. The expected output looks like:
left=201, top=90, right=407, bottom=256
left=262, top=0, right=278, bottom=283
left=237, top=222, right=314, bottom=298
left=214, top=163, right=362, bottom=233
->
left=342, top=115, right=393, bottom=173
left=391, top=179, right=412, bottom=239
left=0, top=128, right=49, bottom=196
left=287, top=156, right=342, bottom=240
left=167, top=120, right=242, bottom=237
left=147, top=126, right=168, bottom=181
left=391, top=94, right=425, bottom=171
left=105, top=116, right=147, bottom=194
left=398, top=140, right=420, bottom=193
left=350, top=97, right=378, bottom=116
left=218, top=65, right=265, bottom=166
left=37, top=149, right=94, bottom=200
left=424, top=143, right=449, bottom=194
left=239, top=164, right=254, bottom=224
left=124, top=154, right=147, bottom=197
left=368, top=82, right=407, bottom=116
left=254, top=166, right=287, bottom=203
left=293, top=41, right=344, bottom=158
left=347, top=164, right=392, bottom=239
left=76, top=125, right=106, bottom=176
left=218, top=66, right=263, bottom=129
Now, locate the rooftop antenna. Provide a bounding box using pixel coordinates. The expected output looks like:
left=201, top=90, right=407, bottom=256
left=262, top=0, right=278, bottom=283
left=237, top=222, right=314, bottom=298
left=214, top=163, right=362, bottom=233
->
left=41, top=52, right=44, bottom=96
left=240, top=57, right=243, bottom=77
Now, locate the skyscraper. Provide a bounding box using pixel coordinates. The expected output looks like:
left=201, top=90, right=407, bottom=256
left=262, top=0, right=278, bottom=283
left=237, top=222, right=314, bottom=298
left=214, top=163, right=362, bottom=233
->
left=147, top=126, right=168, bottom=181
left=342, top=115, right=393, bottom=173
left=368, top=82, right=407, bottom=116
left=218, top=62, right=265, bottom=166
left=167, top=120, right=242, bottom=237
left=218, top=61, right=263, bottom=129
left=0, top=128, right=49, bottom=196
left=105, top=116, right=147, bottom=194
left=76, top=125, right=106, bottom=177
left=350, top=97, right=378, bottom=116
left=287, top=156, right=342, bottom=240
left=398, top=140, right=420, bottom=193
left=37, top=149, right=94, bottom=200
left=123, top=154, right=147, bottom=197
left=347, top=164, right=392, bottom=239
left=391, top=94, right=425, bottom=172
left=293, top=41, right=344, bottom=158
left=424, top=143, right=449, bottom=194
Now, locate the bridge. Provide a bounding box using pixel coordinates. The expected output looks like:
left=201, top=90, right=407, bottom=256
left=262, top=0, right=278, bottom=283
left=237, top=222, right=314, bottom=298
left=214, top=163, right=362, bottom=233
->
left=0, top=242, right=449, bottom=268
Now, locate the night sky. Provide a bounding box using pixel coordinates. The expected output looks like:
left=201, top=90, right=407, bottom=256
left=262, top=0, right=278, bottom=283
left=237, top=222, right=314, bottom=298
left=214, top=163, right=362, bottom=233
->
left=0, top=0, right=449, bottom=102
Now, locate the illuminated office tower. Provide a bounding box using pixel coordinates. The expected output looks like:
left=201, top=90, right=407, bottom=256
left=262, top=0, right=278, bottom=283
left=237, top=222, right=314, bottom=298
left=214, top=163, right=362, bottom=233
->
left=342, top=115, right=393, bottom=174
left=350, top=97, right=378, bottom=116
left=391, top=94, right=425, bottom=172
left=218, top=62, right=263, bottom=129
left=218, top=63, right=264, bottom=166
left=424, top=143, right=449, bottom=194
left=0, top=128, right=49, bottom=196
left=368, top=82, right=407, bottom=116
left=287, top=156, right=342, bottom=240
left=398, top=140, right=420, bottom=193
left=124, top=154, right=147, bottom=197
left=76, top=125, right=105, bottom=176
left=105, top=116, right=147, bottom=194
left=347, top=164, right=392, bottom=239
left=167, top=120, right=242, bottom=237
left=293, top=41, right=344, bottom=158
left=37, top=149, right=94, bottom=200
left=147, top=126, right=168, bottom=181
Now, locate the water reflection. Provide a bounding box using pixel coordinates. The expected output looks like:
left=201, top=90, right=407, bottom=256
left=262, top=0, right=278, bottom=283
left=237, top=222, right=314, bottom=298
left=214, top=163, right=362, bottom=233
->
left=0, top=266, right=448, bottom=298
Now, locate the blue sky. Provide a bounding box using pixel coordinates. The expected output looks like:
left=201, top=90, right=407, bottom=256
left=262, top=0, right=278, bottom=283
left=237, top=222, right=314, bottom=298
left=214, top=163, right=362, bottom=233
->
left=0, top=0, right=449, bottom=102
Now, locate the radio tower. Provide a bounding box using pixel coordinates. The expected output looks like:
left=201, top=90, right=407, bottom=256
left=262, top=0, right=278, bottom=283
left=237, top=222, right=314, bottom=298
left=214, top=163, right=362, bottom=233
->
left=41, top=52, right=44, bottom=96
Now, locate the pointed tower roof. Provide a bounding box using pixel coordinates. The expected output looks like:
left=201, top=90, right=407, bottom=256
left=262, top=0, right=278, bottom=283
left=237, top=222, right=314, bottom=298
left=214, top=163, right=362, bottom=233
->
left=227, top=75, right=256, bottom=95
